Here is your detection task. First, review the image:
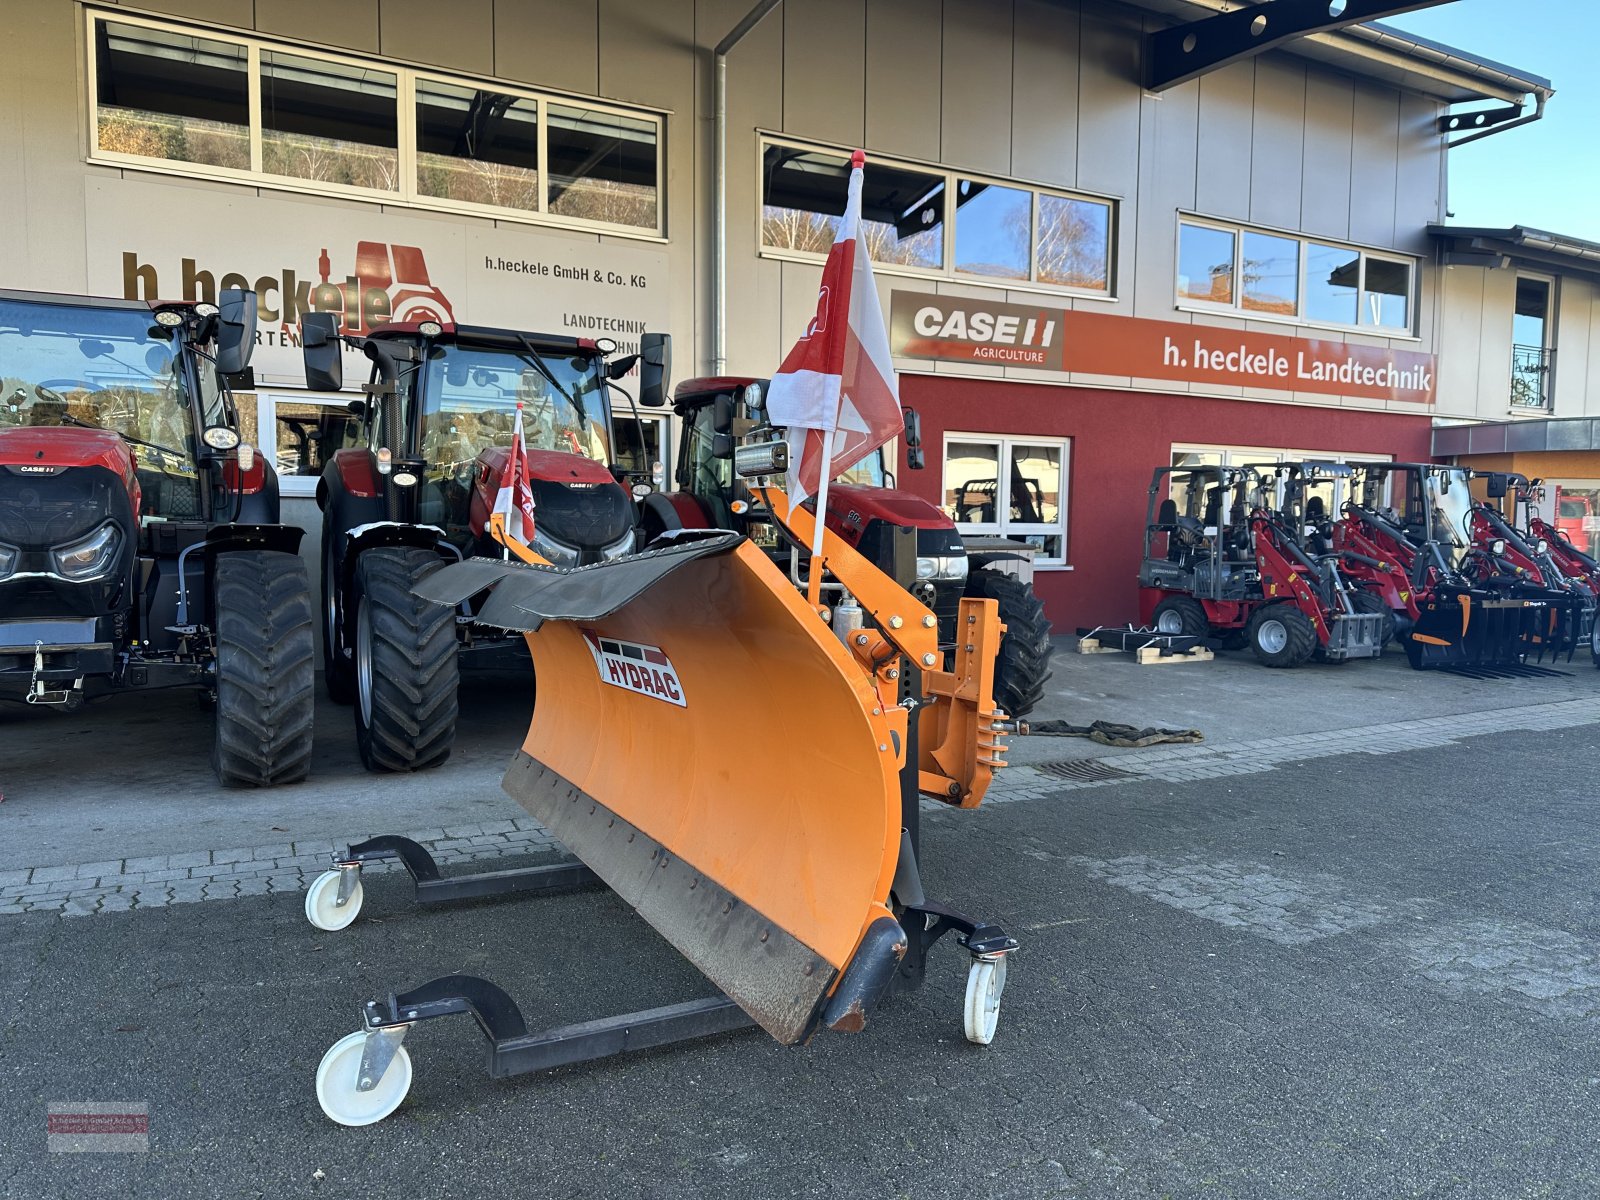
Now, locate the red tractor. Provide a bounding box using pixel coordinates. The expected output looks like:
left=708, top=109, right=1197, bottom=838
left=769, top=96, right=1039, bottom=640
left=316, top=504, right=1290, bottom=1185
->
left=1138, top=463, right=1386, bottom=668
left=299, top=312, right=670, bottom=771
left=0, top=289, right=314, bottom=785
left=634, top=376, right=1054, bottom=719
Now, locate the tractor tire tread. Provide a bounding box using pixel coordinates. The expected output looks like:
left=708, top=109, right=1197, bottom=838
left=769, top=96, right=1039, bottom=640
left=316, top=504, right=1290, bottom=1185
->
left=967, top=569, right=1054, bottom=719
left=213, top=550, right=316, bottom=787
left=1151, top=595, right=1211, bottom=640
left=1246, top=603, right=1318, bottom=669
left=355, top=548, right=459, bottom=772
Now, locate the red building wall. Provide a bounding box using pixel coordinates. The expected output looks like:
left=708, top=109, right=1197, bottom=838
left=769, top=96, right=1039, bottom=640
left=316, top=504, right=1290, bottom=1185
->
left=893, top=375, right=1434, bottom=632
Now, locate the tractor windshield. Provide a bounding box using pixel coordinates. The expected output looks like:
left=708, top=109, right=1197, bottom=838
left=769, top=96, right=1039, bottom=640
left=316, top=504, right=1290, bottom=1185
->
left=1424, top=470, right=1475, bottom=566
left=0, top=298, right=196, bottom=463
left=418, top=343, right=612, bottom=472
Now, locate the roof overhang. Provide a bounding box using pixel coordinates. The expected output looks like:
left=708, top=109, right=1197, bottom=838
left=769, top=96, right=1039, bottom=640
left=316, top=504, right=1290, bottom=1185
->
left=1429, top=225, right=1600, bottom=286
left=1434, top=417, right=1600, bottom=458
left=1127, top=0, right=1552, bottom=105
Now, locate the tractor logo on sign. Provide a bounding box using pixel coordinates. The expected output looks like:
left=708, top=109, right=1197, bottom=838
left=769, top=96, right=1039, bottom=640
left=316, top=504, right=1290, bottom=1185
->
left=582, top=631, right=686, bottom=707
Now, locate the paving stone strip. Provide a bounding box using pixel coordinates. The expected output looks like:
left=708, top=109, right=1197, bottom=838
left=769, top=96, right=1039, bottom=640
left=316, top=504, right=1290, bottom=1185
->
left=5, top=695, right=1599, bottom=917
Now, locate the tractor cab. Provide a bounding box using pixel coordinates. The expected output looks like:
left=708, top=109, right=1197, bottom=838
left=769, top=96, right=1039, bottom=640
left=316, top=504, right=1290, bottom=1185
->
left=1253, top=461, right=1351, bottom=557
left=1139, top=464, right=1264, bottom=601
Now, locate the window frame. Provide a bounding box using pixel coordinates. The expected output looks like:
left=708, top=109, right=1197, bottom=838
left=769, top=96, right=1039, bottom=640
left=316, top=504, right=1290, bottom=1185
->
left=941, top=432, right=1072, bottom=568
left=255, top=389, right=363, bottom=497
left=85, top=8, right=667, bottom=242
left=1174, top=214, right=1419, bottom=339
left=757, top=134, right=1118, bottom=302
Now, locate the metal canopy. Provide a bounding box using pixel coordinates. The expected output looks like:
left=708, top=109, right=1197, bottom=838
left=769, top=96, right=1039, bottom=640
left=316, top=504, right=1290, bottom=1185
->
left=1429, top=225, right=1600, bottom=286
left=1144, top=0, right=1458, bottom=91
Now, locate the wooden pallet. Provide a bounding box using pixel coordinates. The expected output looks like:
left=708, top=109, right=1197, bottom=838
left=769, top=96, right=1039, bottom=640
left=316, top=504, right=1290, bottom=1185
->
left=1077, top=635, right=1214, bottom=666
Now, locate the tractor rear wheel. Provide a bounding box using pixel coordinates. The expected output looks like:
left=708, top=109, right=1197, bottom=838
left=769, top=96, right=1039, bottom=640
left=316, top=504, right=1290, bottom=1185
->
left=212, top=550, right=315, bottom=786
left=353, top=548, right=459, bottom=772
left=1348, top=589, right=1396, bottom=650
left=322, top=512, right=355, bottom=705
left=1151, top=595, right=1210, bottom=639
left=1246, top=604, right=1317, bottom=669
left=966, top=568, right=1053, bottom=719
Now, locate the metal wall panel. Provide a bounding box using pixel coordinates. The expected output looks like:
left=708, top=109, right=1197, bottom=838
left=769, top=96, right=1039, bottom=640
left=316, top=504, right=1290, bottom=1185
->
left=1589, top=292, right=1600, bottom=415
left=1346, top=82, right=1400, bottom=248
left=257, top=0, right=379, bottom=52
left=1074, top=9, right=1140, bottom=199
left=121, top=0, right=254, bottom=29
left=1299, top=72, right=1353, bottom=241
left=1392, top=92, right=1442, bottom=257
left=1553, top=278, right=1594, bottom=414
left=1194, top=62, right=1255, bottom=221
left=1248, top=58, right=1305, bottom=232
left=783, top=0, right=865, bottom=147
left=1132, top=78, right=1199, bottom=320
left=1435, top=266, right=1485, bottom=417
left=865, top=0, right=943, bottom=163
left=6, top=3, right=86, bottom=291
left=1475, top=267, right=1517, bottom=416
left=1010, top=0, right=1079, bottom=189
left=494, top=0, right=598, bottom=93
left=939, top=0, right=1013, bottom=177
left=379, top=0, right=494, bottom=75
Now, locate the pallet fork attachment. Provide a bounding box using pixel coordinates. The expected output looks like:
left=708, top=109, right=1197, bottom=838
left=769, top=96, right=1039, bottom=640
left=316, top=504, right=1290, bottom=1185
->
left=309, top=494, right=1018, bottom=1125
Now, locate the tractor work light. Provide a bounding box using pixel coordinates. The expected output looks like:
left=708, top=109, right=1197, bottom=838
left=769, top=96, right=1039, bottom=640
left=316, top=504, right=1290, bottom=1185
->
left=237, top=443, right=256, bottom=472
left=1535, top=538, right=1549, bottom=554
left=52, top=524, right=122, bottom=581
left=194, top=302, right=220, bottom=318
left=1490, top=538, right=1507, bottom=556
left=392, top=470, right=419, bottom=488
left=202, top=425, right=241, bottom=450
left=154, top=310, right=184, bottom=328
left=595, top=337, right=618, bottom=355
left=744, top=381, right=764, bottom=411
left=734, top=440, right=788, bottom=479
left=376, top=448, right=393, bottom=475
left=418, top=321, right=444, bottom=337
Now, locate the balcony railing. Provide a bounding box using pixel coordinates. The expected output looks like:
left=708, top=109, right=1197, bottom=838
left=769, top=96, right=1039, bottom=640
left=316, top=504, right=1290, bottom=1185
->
left=1510, top=343, right=1554, bottom=410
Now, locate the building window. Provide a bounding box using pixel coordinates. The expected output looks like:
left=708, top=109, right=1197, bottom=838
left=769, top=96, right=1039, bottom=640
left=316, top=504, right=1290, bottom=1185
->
left=85, top=10, right=665, bottom=239
left=1511, top=276, right=1555, bottom=410
left=761, top=137, right=1114, bottom=296
left=94, top=21, right=251, bottom=171
left=1178, top=219, right=1415, bottom=335
left=942, top=435, right=1069, bottom=565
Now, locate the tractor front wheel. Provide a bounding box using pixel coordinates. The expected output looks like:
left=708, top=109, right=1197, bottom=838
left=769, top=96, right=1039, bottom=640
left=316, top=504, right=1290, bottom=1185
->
left=212, top=550, right=315, bottom=786
left=353, top=548, right=459, bottom=772
left=322, top=512, right=355, bottom=704
left=1151, top=595, right=1210, bottom=639
left=966, top=568, right=1054, bottom=720
left=1246, top=604, right=1317, bottom=669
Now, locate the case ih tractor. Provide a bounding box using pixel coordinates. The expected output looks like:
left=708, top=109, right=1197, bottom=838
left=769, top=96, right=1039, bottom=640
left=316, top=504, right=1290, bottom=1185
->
left=1138, top=463, right=1386, bottom=668
left=634, top=376, right=1053, bottom=718
left=299, top=312, right=670, bottom=772
left=0, top=289, right=314, bottom=785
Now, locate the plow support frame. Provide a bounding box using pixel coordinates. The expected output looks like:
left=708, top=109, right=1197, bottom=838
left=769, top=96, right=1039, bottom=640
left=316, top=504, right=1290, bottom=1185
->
left=333, top=835, right=600, bottom=908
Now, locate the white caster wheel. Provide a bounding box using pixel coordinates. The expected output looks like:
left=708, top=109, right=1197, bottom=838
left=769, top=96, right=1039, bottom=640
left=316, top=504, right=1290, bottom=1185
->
left=963, top=955, right=1008, bottom=1045
left=315, top=1031, right=413, bottom=1126
left=304, top=869, right=363, bottom=931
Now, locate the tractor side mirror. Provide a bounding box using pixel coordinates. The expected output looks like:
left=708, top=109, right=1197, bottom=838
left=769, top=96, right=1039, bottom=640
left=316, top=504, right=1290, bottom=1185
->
left=1485, top=473, right=1509, bottom=500
left=711, top=432, right=735, bottom=460
left=607, top=353, right=640, bottom=380
left=713, top=391, right=735, bottom=434
left=903, top=407, right=925, bottom=470
left=638, top=333, right=671, bottom=407
left=301, top=312, right=344, bottom=392
left=214, top=288, right=258, bottom=375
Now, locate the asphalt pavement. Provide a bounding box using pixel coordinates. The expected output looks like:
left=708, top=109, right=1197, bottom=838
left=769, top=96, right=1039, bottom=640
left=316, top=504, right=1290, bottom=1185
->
left=5, top=700, right=1600, bottom=1198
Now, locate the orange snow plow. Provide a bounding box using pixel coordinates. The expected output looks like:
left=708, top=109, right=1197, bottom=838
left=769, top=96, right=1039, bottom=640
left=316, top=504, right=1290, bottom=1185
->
left=307, top=494, right=1020, bottom=1125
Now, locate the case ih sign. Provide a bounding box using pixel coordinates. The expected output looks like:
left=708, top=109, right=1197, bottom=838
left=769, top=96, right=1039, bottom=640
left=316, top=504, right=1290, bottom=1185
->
left=889, top=291, right=1437, bottom=405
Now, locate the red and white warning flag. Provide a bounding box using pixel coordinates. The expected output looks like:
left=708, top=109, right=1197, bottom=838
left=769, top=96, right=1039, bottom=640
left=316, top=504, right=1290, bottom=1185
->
left=494, top=400, right=537, bottom=551
left=765, top=150, right=903, bottom=531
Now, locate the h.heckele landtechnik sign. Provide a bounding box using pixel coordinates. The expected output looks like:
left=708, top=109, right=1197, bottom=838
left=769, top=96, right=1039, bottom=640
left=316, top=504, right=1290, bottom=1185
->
left=889, top=290, right=1437, bottom=405
left=84, top=177, right=671, bottom=387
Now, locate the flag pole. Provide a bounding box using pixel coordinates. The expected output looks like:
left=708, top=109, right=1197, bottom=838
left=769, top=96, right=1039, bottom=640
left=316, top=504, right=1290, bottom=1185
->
left=806, top=428, right=835, bottom=612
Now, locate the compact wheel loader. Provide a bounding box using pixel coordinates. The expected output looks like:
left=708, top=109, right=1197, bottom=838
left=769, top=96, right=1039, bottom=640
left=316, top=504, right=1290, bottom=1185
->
left=297, top=313, right=671, bottom=772
left=1138, top=463, right=1385, bottom=668
left=636, top=375, right=1054, bottom=718
left=0, top=289, right=313, bottom=785
left=1335, top=463, right=1584, bottom=674
left=302, top=417, right=1020, bottom=1125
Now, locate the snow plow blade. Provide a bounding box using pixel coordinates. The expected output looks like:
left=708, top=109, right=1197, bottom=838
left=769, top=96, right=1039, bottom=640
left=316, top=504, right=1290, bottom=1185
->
left=420, top=535, right=907, bottom=1045
left=1405, top=586, right=1577, bottom=670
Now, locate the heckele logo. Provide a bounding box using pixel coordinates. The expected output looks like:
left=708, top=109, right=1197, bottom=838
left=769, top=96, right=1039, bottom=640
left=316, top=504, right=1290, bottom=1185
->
left=582, top=632, right=686, bottom=707
left=119, top=242, right=456, bottom=345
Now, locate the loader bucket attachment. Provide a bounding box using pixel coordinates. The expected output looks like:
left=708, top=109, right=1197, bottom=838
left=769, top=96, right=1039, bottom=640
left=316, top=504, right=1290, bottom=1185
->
left=1404, top=586, right=1569, bottom=671
left=419, top=536, right=907, bottom=1045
